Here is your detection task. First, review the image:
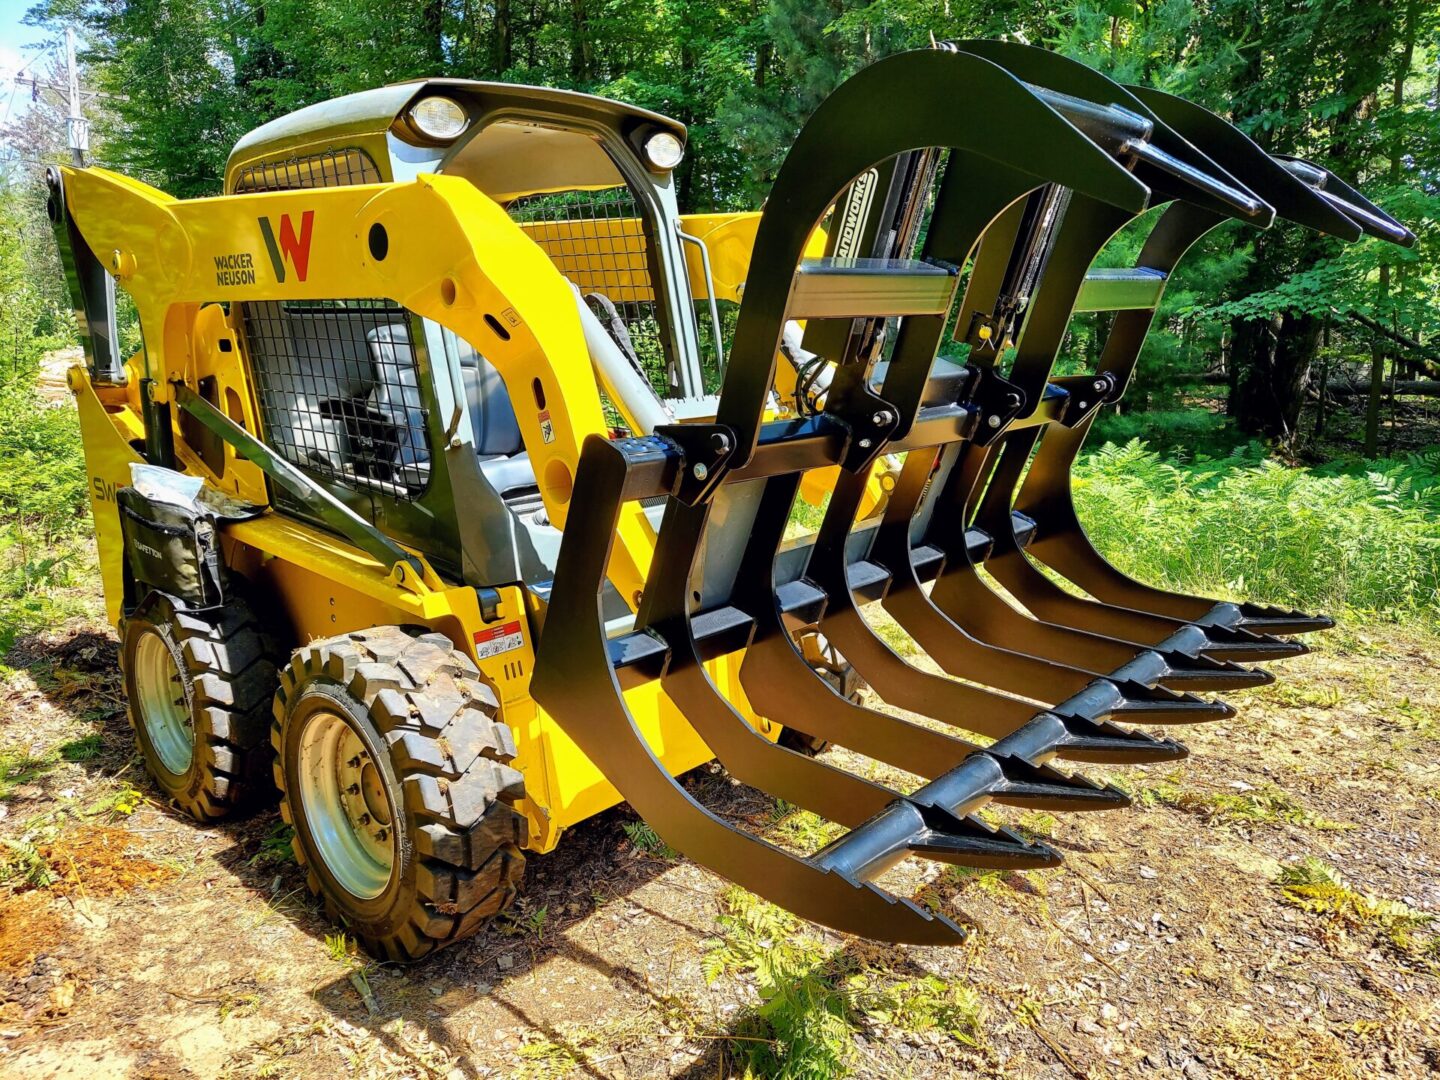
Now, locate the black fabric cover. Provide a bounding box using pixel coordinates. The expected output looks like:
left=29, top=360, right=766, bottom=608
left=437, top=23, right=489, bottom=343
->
left=117, top=486, right=229, bottom=609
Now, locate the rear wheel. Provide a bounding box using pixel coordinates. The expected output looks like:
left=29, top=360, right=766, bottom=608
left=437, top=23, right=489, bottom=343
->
left=273, top=626, right=527, bottom=962
left=120, top=593, right=277, bottom=820
left=778, top=630, right=865, bottom=756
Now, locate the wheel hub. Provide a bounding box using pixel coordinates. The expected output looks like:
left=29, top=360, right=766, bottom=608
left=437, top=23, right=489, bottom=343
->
left=296, top=709, right=396, bottom=900
left=134, top=630, right=193, bottom=775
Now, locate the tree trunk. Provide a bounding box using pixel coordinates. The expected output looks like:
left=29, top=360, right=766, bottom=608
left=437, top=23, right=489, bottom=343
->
left=491, top=0, right=512, bottom=72
left=422, top=0, right=444, bottom=68
left=1229, top=312, right=1321, bottom=443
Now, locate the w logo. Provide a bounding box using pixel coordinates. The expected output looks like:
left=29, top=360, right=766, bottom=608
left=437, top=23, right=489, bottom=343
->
left=258, top=211, right=315, bottom=284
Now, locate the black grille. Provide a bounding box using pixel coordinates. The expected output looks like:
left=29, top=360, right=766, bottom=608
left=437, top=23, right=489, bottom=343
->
left=507, top=186, right=671, bottom=392
left=241, top=300, right=430, bottom=503
left=232, top=148, right=382, bottom=194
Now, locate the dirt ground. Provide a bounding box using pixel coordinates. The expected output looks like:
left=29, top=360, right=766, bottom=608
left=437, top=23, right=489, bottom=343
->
left=2, top=566, right=1439, bottom=1078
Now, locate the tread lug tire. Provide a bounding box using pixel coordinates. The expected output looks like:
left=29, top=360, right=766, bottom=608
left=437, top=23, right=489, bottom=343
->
left=273, top=626, right=526, bottom=962
left=120, top=592, right=278, bottom=821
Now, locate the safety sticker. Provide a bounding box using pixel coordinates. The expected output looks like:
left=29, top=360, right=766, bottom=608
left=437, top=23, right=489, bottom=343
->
left=474, top=620, right=525, bottom=659
left=538, top=409, right=555, bottom=444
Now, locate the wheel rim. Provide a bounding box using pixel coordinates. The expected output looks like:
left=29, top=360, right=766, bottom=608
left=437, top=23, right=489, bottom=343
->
left=296, top=708, right=396, bottom=900
left=134, top=630, right=193, bottom=775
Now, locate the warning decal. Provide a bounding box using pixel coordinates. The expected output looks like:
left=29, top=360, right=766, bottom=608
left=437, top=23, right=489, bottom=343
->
left=538, top=409, right=555, bottom=444
left=473, top=620, right=524, bottom=659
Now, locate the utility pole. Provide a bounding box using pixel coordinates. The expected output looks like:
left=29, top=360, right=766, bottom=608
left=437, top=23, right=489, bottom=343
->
left=16, top=25, right=97, bottom=167
left=64, top=27, right=86, bottom=166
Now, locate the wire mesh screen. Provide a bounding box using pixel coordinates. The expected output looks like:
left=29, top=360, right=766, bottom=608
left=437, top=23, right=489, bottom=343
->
left=507, top=186, right=673, bottom=393
left=241, top=300, right=431, bottom=505
left=232, top=148, right=382, bottom=194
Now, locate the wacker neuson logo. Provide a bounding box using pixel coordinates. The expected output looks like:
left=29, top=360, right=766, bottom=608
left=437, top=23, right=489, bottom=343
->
left=213, top=210, right=315, bottom=287
left=258, top=210, right=315, bottom=283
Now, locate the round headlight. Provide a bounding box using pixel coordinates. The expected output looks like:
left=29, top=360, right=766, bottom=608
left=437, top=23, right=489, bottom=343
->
left=409, top=96, right=469, bottom=140
left=643, top=131, right=685, bottom=170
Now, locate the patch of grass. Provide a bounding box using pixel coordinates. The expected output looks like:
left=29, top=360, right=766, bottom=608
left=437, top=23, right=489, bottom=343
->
left=1076, top=441, right=1440, bottom=623
left=765, top=804, right=844, bottom=853
left=0, top=836, right=57, bottom=889
left=622, top=820, right=678, bottom=860
left=1277, top=858, right=1435, bottom=959
left=324, top=931, right=355, bottom=965
left=248, top=822, right=297, bottom=867
left=0, top=748, right=59, bottom=799
left=703, top=888, right=987, bottom=1077
left=57, top=733, right=104, bottom=762
left=1134, top=779, right=1352, bottom=831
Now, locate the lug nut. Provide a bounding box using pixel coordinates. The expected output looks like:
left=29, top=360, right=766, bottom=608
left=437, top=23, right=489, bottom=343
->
left=358, top=813, right=371, bottom=826
left=347, top=756, right=361, bottom=768
left=347, top=783, right=360, bottom=795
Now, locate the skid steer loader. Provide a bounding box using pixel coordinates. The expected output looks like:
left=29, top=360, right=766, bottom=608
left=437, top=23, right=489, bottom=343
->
left=48, top=41, right=1410, bottom=959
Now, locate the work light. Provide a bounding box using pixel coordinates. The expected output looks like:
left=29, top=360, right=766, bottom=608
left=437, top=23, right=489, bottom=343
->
left=643, top=130, right=684, bottom=170
left=409, top=96, right=469, bottom=140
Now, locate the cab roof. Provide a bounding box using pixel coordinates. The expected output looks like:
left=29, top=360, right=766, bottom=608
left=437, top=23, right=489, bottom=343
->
left=224, top=78, right=686, bottom=193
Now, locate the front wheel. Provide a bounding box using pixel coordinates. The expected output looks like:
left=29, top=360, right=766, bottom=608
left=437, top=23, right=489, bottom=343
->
left=120, top=593, right=276, bottom=820
left=273, top=626, right=527, bottom=962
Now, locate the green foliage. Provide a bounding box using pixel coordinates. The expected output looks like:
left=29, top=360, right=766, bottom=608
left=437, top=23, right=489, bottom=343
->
left=622, top=820, right=678, bottom=859
left=703, top=888, right=987, bottom=1077
left=57, top=733, right=104, bottom=762
left=0, top=382, right=94, bottom=653
left=1075, top=440, right=1440, bottom=620
left=1276, top=858, right=1436, bottom=957
left=249, top=822, right=298, bottom=867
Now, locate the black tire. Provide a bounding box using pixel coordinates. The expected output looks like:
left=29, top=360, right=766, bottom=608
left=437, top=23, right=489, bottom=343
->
left=778, top=633, right=866, bottom=757
left=120, top=592, right=278, bottom=821
left=272, top=626, right=527, bottom=962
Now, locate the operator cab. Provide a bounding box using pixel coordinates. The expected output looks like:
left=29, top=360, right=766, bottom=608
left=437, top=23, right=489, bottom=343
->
left=225, top=79, right=706, bottom=455
left=222, top=81, right=714, bottom=586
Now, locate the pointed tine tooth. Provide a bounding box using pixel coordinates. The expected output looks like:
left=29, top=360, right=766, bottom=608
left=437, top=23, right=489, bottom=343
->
left=1105, top=689, right=1236, bottom=724
left=845, top=879, right=969, bottom=945
left=990, top=757, right=1132, bottom=812
left=907, top=820, right=1064, bottom=871
left=1197, top=627, right=1309, bottom=661
left=1157, top=659, right=1275, bottom=691
left=1055, top=716, right=1190, bottom=765
left=1055, top=679, right=1235, bottom=726
left=1235, top=604, right=1334, bottom=635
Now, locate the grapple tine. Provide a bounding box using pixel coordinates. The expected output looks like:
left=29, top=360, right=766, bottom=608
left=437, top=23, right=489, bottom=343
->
left=534, top=45, right=1408, bottom=951
left=869, top=442, right=1236, bottom=725
left=531, top=435, right=969, bottom=945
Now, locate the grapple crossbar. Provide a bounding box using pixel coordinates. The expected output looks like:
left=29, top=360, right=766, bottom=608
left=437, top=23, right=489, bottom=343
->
left=531, top=43, right=1410, bottom=944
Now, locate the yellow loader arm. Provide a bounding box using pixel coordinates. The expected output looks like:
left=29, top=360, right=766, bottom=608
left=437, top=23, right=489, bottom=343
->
left=60, top=165, right=658, bottom=600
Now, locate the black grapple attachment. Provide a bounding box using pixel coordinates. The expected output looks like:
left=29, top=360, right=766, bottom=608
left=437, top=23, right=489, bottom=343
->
left=531, top=44, right=1410, bottom=944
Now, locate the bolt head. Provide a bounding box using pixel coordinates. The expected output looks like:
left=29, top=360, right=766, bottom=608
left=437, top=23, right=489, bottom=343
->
left=858, top=438, right=873, bottom=449
left=871, top=410, right=893, bottom=427
left=1094, top=379, right=1107, bottom=392
left=692, top=462, right=709, bottom=481
left=1078, top=401, right=1088, bottom=410
left=987, top=414, right=1001, bottom=429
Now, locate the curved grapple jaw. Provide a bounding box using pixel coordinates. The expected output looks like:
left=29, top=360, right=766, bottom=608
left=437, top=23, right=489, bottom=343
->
left=531, top=43, right=1412, bottom=945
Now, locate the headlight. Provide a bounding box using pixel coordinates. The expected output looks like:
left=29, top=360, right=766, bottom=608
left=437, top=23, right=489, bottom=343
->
left=643, top=131, right=685, bottom=170
left=409, top=96, right=469, bottom=140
